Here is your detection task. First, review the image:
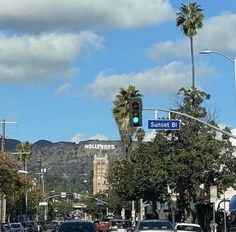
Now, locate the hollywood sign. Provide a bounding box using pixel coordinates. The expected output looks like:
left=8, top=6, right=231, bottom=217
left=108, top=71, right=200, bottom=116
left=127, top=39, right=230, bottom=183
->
left=84, top=144, right=115, bottom=150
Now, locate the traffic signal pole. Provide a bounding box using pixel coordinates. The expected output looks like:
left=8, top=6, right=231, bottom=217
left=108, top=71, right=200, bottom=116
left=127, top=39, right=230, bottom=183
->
left=144, top=108, right=236, bottom=140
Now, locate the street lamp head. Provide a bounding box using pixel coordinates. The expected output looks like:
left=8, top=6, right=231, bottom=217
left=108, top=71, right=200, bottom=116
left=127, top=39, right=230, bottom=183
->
left=199, top=49, right=213, bottom=54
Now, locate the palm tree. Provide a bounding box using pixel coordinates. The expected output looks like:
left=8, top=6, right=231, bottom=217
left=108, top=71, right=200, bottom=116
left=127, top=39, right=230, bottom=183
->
left=16, top=141, right=33, bottom=171
left=135, top=128, right=145, bottom=145
left=112, top=85, right=143, bottom=158
left=176, top=2, right=204, bottom=89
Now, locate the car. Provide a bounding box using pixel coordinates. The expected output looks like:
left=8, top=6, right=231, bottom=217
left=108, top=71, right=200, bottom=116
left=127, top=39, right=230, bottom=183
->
left=96, top=219, right=110, bottom=232
left=10, top=223, right=24, bottom=232
left=1, top=223, right=12, bottom=232
left=43, top=221, right=59, bottom=231
left=57, top=220, right=97, bottom=232
left=174, top=223, right=202, bottom=232
left=21, top=221, right=38, bottom=232
left=107, top=219, right=132, bottom=232
left=134, top=220, right=174, bottom=232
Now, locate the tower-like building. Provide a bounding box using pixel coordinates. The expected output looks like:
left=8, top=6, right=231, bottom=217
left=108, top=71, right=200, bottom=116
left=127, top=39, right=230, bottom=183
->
left=93, top=154, right=109, bottom=195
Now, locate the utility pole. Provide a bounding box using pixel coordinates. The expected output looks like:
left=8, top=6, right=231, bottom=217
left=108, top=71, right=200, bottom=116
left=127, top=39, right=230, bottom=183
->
left=0, top=119, right=17, bottom=223
left=36, top=161, right=47, bottom=196
left=0, top=119, right=17, bottom=152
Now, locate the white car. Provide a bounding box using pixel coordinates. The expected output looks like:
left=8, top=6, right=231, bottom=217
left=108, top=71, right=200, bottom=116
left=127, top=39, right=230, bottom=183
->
left=174, top=223, right=202, bottom=232
left=134, top=220, right=175, bottom=232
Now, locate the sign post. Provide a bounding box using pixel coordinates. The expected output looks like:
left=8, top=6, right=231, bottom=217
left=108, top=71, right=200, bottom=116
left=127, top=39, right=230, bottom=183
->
left=210, top=186, right=218, bottom=232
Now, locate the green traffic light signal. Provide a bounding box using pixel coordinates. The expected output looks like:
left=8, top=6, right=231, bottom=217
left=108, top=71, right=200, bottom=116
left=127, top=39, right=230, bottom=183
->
left=133, top=116, right=139, bottom=124
left=129, top=97, right=142, bottom=127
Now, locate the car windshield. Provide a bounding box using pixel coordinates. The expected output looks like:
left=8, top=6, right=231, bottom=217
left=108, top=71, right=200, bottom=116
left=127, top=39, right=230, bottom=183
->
left=11, top=224, right=21, bottom=228
left=59, top=222, right=95, bottom=232
left=139, top=221, right=173, bottom=230
left=176, top=225, right=201, bottom=232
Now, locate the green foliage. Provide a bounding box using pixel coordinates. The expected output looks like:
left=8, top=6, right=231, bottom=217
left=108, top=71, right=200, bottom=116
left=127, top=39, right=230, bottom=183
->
left=27, top=186, right=44, bottom=218
left=109, top=87, right=236, bottom=207
left=176, top=2, right=204, bottom=37
left=176, top=2, right=204, bottom=89
left=0, top=152, right=32, bottom=216
left=16, top=141, right=33, bottom=171
left=50, top=200, right=73, bottom=220
left=82, top=194, right=107, bottom=220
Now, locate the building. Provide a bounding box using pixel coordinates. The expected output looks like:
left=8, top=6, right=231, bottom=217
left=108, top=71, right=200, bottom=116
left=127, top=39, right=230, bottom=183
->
left=93, top=154, right=109, bottom=195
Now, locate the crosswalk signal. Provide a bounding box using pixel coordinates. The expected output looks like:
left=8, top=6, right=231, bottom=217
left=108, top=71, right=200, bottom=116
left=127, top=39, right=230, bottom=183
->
left=129, top=97, right=142, bottom=127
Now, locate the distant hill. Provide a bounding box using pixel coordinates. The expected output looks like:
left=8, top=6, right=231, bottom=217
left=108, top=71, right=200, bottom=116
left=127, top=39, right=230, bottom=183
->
left=0, top=138, right=21, bottom=152
left=2, top=138, right=129, bottom=192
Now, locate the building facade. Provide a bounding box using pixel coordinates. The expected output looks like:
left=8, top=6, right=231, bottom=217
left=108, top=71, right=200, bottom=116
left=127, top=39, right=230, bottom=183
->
left=93, top=154, right=109, bottom=195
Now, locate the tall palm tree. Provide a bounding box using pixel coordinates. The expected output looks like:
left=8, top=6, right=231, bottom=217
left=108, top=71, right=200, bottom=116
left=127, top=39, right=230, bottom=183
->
left=176, top=2, right=204, bottom=89
left=112, top=85, right=143, bottom=158
left=16, top=141, right=33, bottom=171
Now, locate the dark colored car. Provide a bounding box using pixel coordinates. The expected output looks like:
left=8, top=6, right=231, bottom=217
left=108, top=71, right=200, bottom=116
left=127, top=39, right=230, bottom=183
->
left=1, top=223, right=12, bottom=232
left=58, top=220, right=97, bottom=232
left=22, top=221, right=38, bottom=232
left=43, top=221, right=59, bottom=231
left=107, top=220, right=132, bottom=232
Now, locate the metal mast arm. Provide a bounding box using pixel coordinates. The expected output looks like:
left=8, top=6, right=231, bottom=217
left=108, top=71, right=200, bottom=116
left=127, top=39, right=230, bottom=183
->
left=144, top=108, right=236, bottom=140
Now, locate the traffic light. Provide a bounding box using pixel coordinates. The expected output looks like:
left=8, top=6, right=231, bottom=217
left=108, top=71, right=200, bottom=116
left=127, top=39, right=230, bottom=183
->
left=129, top=97, right=142, bottom=127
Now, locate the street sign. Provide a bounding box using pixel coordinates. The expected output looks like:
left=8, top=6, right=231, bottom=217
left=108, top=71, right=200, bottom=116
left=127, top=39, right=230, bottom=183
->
left=61, top=192, right=67, bottom=198
left=39, top=202, right=48, bottom=206
left=210, top=185, right=218, bottom=203
left=148, top=119, right=181, bottom=130
left=96, top=200, right=104, bottom=206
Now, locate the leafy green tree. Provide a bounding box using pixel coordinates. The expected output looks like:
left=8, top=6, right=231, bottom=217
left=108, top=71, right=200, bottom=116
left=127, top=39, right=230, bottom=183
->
left=112, top=86, right=143, bottom=157
left=176, top=2, right=204, bottom=88
left=50, top=200, right=73, bottom=220
left=27, top=185, right=44, bottom=220
left=109, top=88, right=236, bottom=223
left=82, top=194, right=108, bottom=220
left=0, top=152, right=32, bottom=221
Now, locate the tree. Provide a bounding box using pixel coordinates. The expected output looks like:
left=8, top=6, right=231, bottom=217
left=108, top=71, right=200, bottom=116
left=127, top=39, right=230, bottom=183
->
left=135, top=128, right=145, bottom=145
left=109, top=87, right=236, bottom=224
left=112, top=86, right=143, bottom=158
left=176, top=2, right=204, bottom=89
left=16, top=141, right=33, bottom=171
left=0, top=152, right=32, bottom=221
left=27, top=185, right=44, bottom=220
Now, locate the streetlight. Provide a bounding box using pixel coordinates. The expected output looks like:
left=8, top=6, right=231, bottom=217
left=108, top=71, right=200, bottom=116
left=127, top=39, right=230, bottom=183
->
left=17, top=170, right=28, bottom=222
left=199, top=49, right=236, bottom=104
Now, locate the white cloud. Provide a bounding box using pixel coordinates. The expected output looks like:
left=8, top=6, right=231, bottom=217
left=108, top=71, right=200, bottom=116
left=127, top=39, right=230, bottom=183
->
left=70, top=133, right=85, bottom=144
left=197, top=13, right=236, bottom=55
left=87, top=61, right=209, bottom=99
left=70, top=133, right=110, bottom=144
left=147, top=40, right=189, bottom=60
left=0, top=0, right=175, bottom=33
left=55, top=83, right=71, bottom=97
left=144, top=131, right=156, bottom=142
left=0, top=31, right=103, bottom=84
left=88, top=134, right=110, bottom=141
left=147, top=13, right=236, bottom=60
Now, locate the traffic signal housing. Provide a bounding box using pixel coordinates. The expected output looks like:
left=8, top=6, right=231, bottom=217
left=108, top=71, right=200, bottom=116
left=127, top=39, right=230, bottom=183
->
left=129, top=97, right=142, bottom=127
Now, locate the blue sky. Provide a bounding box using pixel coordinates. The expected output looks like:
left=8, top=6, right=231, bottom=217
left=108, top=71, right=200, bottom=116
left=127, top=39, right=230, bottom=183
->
left=1, top=0, right=236, bottom=143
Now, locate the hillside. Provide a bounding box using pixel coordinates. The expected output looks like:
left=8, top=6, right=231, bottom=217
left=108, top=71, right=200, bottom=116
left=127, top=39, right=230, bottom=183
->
left=3, top=138, right=128, bottom=192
